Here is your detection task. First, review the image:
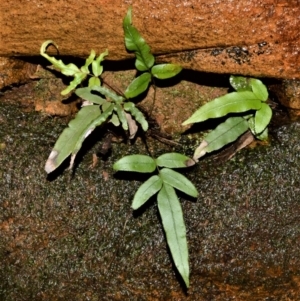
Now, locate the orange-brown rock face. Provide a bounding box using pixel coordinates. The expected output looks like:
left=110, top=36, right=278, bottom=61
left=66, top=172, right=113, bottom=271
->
left=1, top=0, right=299, bottom=79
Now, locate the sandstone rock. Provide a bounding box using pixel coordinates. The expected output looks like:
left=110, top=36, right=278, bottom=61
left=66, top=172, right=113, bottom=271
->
left=0, top=0, right=299, bottom=79
left=270, top=79, right=300, bottom=118
left=1, top=65, right=79, bottom=116
left=276, top=80, right=300, bottom=110
left=0, top=57, right=36, bottom=89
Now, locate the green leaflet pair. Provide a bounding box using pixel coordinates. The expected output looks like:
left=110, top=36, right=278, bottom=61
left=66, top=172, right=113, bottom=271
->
left=113, top=152, right=198, bottom=288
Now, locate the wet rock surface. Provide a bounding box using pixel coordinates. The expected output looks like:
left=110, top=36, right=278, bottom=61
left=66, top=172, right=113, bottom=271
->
left=0, top=99, right=300, bottom=300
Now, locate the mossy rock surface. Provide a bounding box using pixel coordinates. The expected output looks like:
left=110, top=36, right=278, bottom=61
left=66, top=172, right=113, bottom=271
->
left=0, top=102, right=300, bottom=300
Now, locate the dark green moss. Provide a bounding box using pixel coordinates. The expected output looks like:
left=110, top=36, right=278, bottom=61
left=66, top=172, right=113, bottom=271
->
left=1, top=102, right=300, bottom=300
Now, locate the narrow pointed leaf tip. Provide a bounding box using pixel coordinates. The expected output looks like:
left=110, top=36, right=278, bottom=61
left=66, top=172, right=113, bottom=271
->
left=123, top=6, right=132, bottom=25
left=158, top=184, right=190, bottom=287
